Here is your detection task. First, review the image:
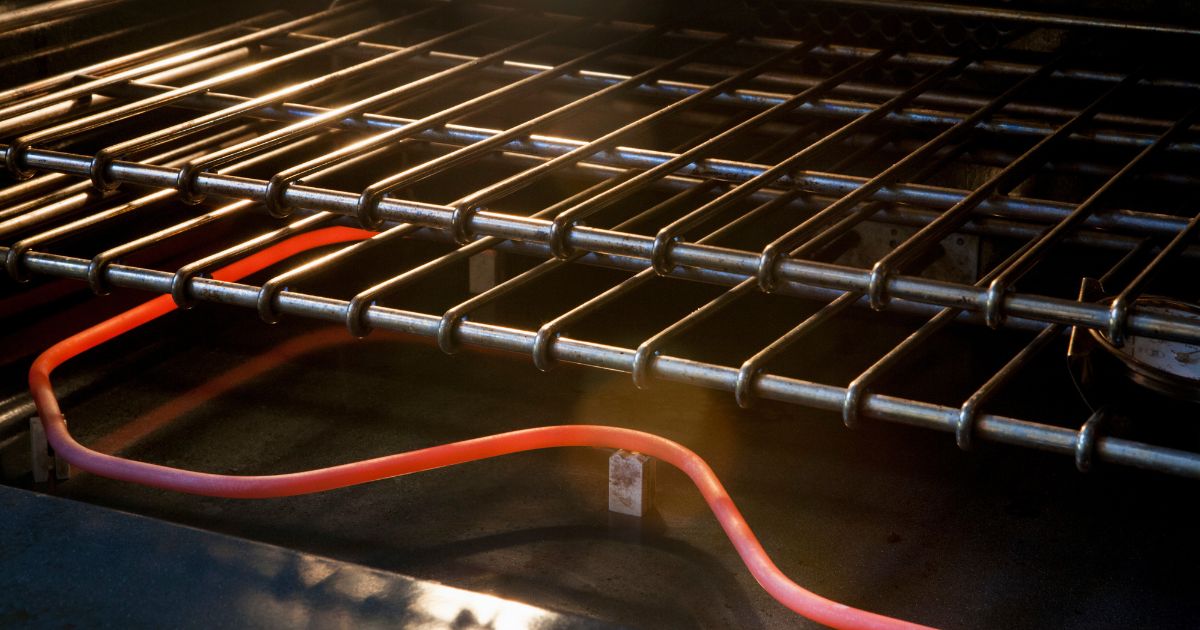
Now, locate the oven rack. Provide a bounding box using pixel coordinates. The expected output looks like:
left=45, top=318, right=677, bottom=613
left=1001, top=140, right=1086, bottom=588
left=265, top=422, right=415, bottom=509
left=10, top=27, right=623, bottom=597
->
left=2, top=0, right=1200, bottom=478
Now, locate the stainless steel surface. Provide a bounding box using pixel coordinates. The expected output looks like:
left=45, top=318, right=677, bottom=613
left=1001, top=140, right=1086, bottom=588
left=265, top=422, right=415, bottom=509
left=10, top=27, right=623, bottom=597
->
left=0, top=0, right=131, bottom=34
left=2, top=0, right=1200, bottom=483
left=808, top=0, right=1200, bottom=38
left=0, top=484, right=617, bottom=629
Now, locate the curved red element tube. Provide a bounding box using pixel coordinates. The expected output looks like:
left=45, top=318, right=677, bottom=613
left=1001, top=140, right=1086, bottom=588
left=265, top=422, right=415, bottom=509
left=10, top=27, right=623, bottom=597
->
left=28, top=226, right=935, bottom=630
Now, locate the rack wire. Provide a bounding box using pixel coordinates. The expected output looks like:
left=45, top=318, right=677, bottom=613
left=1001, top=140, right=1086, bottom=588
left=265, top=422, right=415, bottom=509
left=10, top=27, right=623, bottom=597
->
left=3, top=0, right=1200, bottom=478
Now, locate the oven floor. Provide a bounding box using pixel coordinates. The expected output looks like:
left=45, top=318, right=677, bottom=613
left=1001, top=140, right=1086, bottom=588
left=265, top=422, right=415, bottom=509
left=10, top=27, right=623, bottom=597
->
left=15, top=303, right=1200, bottom=629
left=0, top=485, right=616, bottom=629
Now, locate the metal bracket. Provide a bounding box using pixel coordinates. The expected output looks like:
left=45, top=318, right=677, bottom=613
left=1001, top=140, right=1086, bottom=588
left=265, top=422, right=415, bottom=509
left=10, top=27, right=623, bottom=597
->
left=468, top=249, right=505, bottom=294
left=608, top=450, right=655, bottom=517
left=468, top=249, right=506, bottom=321
left=29, top=417, right=69, bottom=483
left=837, top=223, right=980, bottom=286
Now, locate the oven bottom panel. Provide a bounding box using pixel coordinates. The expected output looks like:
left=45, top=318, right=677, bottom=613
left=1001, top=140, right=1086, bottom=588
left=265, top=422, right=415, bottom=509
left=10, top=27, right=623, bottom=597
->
left=15, top=303, right=1196, bottom=630
left=0, top=484, right=615, bottom=629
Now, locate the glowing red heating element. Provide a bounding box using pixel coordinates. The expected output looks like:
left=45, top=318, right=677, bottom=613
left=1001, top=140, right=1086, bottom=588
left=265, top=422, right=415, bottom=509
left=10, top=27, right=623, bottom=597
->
left=29, top=226, right=934, bottom=630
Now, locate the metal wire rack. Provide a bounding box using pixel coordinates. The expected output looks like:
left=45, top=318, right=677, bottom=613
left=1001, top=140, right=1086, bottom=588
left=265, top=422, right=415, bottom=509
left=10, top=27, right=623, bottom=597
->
left=3, top=0, right=1200, bottom=478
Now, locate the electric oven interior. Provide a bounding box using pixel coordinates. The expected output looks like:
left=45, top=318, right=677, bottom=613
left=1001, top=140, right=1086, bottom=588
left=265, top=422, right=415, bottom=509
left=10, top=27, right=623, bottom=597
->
left=1, top=1, right=1199, bottom=628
